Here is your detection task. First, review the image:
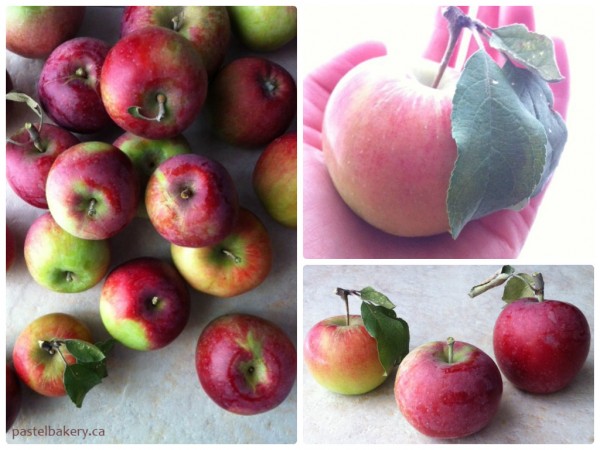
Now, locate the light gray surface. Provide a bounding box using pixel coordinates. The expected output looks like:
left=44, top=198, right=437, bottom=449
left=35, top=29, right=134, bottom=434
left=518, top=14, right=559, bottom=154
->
left=303, top=265, right=594, bottom=444
left=6, top=6, right=297, bottom=444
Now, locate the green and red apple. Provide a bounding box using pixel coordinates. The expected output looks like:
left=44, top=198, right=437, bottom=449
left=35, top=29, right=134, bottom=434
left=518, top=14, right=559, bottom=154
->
left=228, top=6, right=296, bottom=52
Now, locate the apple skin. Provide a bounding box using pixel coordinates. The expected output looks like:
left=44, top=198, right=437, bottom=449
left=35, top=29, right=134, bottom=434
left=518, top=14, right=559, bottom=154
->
left=6, top=225, right=17, bottom=272
left=45, top=141, right=140, bottom=240
left=146, top=153, right=239, bottom=248
left=99, top=257, right=191, bottom=351
left=6, top=365, right=22, bottom=431
left=24, top=212, right=111, bottom=293
left=12, top=313, right=93, bottom=397
left=208, top=57, right=297, bottom=147
left=171, top=208, right=272, bottom=298
left=228, top=6, right=297, bottom=52
left=6, top=6, right=86, bottom=59
left=101, top=26, right=208, bottom=139
left=121, top=6, right=230, bottom=78
left=38, top=37, right=112, bottom=134
left=304, top=315, right=387, bottom=395
left=322, top=57, right=460, bottom=237
left=7, top=123, right=79, bottom=209
left=493, top=298, right=591, bottom=394
left=196, top=313, right=297, bottom=415
left=394, top=340, right=503, bottom=439
left=253, top=132, right=297, bottom=227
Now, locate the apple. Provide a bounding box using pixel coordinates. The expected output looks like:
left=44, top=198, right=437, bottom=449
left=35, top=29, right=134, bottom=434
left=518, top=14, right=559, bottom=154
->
left=101, top=26, right=208, bottom=139
left=6, top=365, right=22, bottom=431
left=171, top=208, right=272, bottom=298
left=24, top=212, right=111, bottom=293
left=121, top=6, right=230, bottom=78
left=253, top=132, right=297, bottom=227
left=395, top=338, right=503, bottom=439
left=45, top=141, right=140, bottom=240
left=493, top=298, right=590, bottom=394
left=6, top=6, right=86, bottom=59
left=113, top=132, right=192, bottom=217
left=12, top=312, right=93, bottom=397
left=145, top=153, right=239, bottom=248
left=99, top=257, right=191, bottom=351
left=196, top=313, right=297, bottom=415
left=38, top=37, right=112, bottom=134
left=6, top=122, right=79, bottom=209
left=304, top=314, right=387, bottom=395
left=322, top=57, right=460, bottom=237
left=228, top=6, right=297, bottom=52
left=207, top=57, right=296, bottom=147
left=7, top=225, right=17, bottom=272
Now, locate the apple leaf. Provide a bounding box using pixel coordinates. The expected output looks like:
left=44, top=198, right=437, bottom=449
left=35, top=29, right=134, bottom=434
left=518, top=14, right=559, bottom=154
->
left=359, top=287, right=395, bottom=309
left=64, top=339, right=106, bottom=363
left=468, top=265, right=515, bottom=298
left=469, top=266, right=545, bottom=304
left=64, top=363, right=105, bottom=408
left=489, top=24, right=564, bottom=82
left=94, top=338, right=116, bottom=357
left=448, top=49, right=548, bottom=238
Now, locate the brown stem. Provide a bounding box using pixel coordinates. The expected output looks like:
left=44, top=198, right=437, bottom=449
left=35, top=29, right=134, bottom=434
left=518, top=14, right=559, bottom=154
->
left=335, top=288, right=351, bottom=326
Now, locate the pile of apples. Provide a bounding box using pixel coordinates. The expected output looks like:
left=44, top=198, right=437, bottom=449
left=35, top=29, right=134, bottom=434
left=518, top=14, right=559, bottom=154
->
left=6, top=5, right=298, bottom=430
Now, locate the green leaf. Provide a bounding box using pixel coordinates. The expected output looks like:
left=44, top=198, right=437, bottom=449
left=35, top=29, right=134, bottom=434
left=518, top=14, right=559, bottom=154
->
left=502, top=274, right=537, bottom=303
left=448, top=50, right=548, bottom=238
left=6, top=92, right=44, bottom=120
left=64, top=339, right=106, bottom=363
left=64, top=363, right=104, bottom=408
left=361, top=303, right=409, bottom=375
left=94, top=338, right=117, bottom=357
left=359, top=287, right=395, bottom=309
left=489, top=24, right=564, bottom=82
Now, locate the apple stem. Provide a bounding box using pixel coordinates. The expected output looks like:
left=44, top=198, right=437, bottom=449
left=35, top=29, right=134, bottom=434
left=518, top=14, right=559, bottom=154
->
left=446, top=337, right=455, bottom=363
left=335, top=288, right=352, bottom=326
left=221, top=249, right=242, bottom=264
left=24, top=122, right=45, bottom=152
left=531, top=272, right=545, bottom=302
left=65, top=271, right=74, bottom=283
left=87, top=198, right=97, bottom=217
left=128, top=94, right=167, bottom=122
left=180, top=187, right=193, bottom=199
left=75, top=67, right=87, bottom=79
left=171, top=13, right=183, bottom=32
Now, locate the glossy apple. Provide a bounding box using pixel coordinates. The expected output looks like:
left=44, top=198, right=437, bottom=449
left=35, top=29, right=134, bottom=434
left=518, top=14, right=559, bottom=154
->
left=395, top=338, right=503, bottom=439
left=6, top=365, right=22, bottom=431
left=6, top=6, right=85, bottom=59
left=12, top=313, right=93, bottom=397
left=208, top=57, right=296, bottom=147
left=38, top=37, right=112, bottom=134
left=7, top=225, right=17, bottom=272
left=171, top=208, right=272, bottom=298
left=323, top=57, right=460, bottom=237
left=7, top=123, right=79, bottom=208
left=121, top=6, right=230, bottom=78
left=228, top=6, right=296, bottom=52
left=146, top=153, right=239, bottom=247
left=494, top=298, right=590, bottom=394
left=196, top=313, right=297, bottom=415
left=304, top=314, right=387, bottom=395
left=99, top=257, right=191, bottom=351
left=46, top=141, right=139, bottom=240
left=101, top=26, right=207, bottom=139
left=253, top=132, right=297, bottom=227
left=24, top=212, right=110, bottom=293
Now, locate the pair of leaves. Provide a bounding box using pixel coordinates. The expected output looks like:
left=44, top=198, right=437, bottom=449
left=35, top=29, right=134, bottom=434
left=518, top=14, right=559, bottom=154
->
left=448, top=24, right=567, bottom=238
left=469, top=265, right=544, bottom=303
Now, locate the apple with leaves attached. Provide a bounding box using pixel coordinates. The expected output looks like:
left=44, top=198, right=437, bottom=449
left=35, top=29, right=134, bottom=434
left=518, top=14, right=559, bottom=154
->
left=228, top=6, right=296, bottom=52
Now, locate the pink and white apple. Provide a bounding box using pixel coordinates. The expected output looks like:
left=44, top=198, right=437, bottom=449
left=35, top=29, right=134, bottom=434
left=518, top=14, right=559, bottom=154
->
left=101, top=26, right=207, bottom=139
left=228, top=6, right=297, bottom=52
left=146, top=153, right=239, bottom=247
left=196, top=313, right=297, bottom=415
left=12, top=312, right=93, bottom=397
left=208, top=57, right=296, bottom=147
left=171, top=208, right=272, bottom=298
left=6, top=365, right=22, bottom=431
left=394, top=338, right=503, bottom=439
left=121, top=6, right=230, bottom=78
left=45, top=141, right=140, bottom=240
left=253, top=132, right=297, bottom=227
left=38, top=37, right=112, bottom=134
left=99, top=257, right=191, bottom=351
left=24, top=212, right=111, bottom=293
left=322, top=57, right=460, bottom=237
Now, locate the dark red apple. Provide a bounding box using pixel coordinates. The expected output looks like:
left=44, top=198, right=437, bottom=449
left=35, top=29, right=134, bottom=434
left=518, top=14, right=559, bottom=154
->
left=6, top=365, right=22, bottom=431
left=6, top=225, right=17, bottom=272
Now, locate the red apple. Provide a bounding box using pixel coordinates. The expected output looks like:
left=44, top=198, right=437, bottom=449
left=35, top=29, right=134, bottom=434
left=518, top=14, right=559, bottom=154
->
left=196, top=313, right=297, bottom=415
left=145, top=153, right=239, bottom=247
left=121, top=6, right=230, bottom=78
left=12, top=313, right=93, bottom=397
left=6, top=6, right=85, bottom=59
left=99, top=257, right=191, bottom=351
left=253, top=132, right=297, bottom=227
left=38, top=37, right=112, bottom=134
left=207, top=57, right=296, bottom=147
left=45, top=141, right=140, bottom=240
left=322, top=57, right=459, bottom=237
left=171, top=208, right=272, bottom=298
left=304, top=315, right=387, bottom=395
left=6, top=365, right=22, bottom=431
left=6, top=225, right=17, bottom=272
left=493, top=298, right=590, bottom=394
left=6, top=122, right=79, bottom=209
left=101, top=26, right=207, bottom=139
left=394, top=338, right=503, bottom=439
